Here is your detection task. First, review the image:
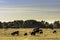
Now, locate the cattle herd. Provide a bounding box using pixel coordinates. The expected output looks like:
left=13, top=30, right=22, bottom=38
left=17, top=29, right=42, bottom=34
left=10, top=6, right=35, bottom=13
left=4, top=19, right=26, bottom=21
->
left=11, top=28, right=57, bottom=36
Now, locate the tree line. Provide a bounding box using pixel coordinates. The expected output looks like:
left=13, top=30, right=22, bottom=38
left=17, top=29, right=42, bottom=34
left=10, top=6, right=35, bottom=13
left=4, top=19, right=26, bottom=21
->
left=0, top=20, right=60, bottom=28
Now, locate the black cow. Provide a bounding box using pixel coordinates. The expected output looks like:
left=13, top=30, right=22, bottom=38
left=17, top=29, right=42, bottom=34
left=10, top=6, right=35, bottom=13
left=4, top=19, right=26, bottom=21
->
left=31, top=31, right=36, bottom=35
left=53, top=30, right=57, bottom=33
left=24, top=33, right=28, bottom=36
left=11, top=31, right=19, bottom=36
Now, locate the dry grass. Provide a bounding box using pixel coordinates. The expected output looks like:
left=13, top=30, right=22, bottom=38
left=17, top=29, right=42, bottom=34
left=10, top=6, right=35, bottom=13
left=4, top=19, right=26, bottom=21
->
left=0, top=28, right=60, bottom=40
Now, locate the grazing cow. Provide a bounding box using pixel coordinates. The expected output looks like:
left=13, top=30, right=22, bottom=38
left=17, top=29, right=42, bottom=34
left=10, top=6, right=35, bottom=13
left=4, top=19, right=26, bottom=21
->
left=31, top=31, right=36, bottom=35
left=11, top=31, right=19, bottom=36
left=24, top=33, right=28, bottom=36
left=53, top=30, right=57, bottom=33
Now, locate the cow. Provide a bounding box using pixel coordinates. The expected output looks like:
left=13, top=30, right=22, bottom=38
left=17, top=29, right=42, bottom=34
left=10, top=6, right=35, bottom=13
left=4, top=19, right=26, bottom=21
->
left=53, top=30, right=57, bottom=33
left=24, top=33, right=28, bottom=36
left=31, top=31, right=36, bottom=36
left=11, top=31, right=19, bottom=36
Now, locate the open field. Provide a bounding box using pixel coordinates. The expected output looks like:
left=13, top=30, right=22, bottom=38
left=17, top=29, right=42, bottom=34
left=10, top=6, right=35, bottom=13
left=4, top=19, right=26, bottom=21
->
left=0, top=28, right=60, bottom=40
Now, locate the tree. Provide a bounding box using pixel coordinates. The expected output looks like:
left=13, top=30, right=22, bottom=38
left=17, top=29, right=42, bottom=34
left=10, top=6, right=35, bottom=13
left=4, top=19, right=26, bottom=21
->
left=53, top=21, right=60, bottom=28
left=0, top=22, right=3, bottom=28
left=48, top=24, right=53, bottom=29
left=3, top=22, right=8, bottom=28
left=45, top=22, right=49, bottom=28
left=23, top=20, right=37, bottom=28
left=0, top=20, right=60, bottom=28
left=13, top=20, right=24, bottom=28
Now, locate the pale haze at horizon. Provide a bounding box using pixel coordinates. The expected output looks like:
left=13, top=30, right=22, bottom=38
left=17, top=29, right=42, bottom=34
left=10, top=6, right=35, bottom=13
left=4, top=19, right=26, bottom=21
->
left=0, top=0, right=60, bottom=23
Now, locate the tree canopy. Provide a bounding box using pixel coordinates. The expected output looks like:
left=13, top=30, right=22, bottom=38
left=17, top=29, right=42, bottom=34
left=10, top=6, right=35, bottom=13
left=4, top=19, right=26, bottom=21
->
left=0, top=20, right=60, bottom=28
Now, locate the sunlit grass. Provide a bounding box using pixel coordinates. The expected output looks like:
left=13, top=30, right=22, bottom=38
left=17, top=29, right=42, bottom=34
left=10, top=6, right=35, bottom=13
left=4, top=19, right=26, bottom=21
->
left=0, top=28, right=60, bottom=40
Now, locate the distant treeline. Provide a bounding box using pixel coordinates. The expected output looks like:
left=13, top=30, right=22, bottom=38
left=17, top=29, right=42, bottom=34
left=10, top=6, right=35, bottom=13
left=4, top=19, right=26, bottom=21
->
left=0, top=20, right=60, bottom=28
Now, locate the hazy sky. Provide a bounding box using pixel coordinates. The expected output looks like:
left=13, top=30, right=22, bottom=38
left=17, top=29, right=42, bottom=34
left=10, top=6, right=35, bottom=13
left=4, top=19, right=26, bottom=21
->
left=0, top=0, right=60, bottom=23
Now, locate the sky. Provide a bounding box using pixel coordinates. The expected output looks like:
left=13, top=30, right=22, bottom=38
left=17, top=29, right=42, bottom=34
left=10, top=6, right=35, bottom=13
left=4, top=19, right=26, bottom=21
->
left=0, top=0, right=60, bottom=23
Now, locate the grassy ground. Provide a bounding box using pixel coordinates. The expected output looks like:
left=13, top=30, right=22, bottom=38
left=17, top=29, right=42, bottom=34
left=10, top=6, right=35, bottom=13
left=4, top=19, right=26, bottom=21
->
left=0, top=28, right=60, bottom=40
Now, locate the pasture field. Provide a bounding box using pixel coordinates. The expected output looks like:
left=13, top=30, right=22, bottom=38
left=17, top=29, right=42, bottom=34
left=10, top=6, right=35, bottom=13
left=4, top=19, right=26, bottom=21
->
left=0, top=28, right=60, bottom=40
